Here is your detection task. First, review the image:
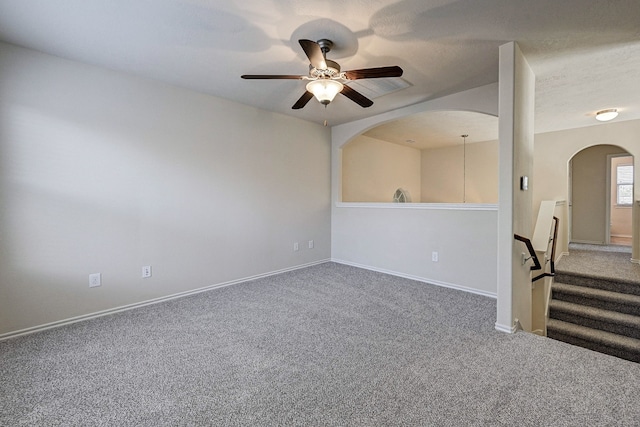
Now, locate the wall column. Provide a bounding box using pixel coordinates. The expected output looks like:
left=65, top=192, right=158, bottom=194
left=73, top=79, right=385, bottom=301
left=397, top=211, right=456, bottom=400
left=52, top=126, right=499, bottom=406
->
left=496, top=42, right=536, bottom=333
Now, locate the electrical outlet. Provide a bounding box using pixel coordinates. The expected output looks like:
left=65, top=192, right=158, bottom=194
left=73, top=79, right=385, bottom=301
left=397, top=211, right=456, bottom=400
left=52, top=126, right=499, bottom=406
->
left=142, top=265, right=152, bottom=278
left=293, top=242, right=299, bottom=251
left=308, top=240, right=314, bottom=249
left=432, top=252, right=439, bottom=262
left=89, top=273, right=101, bottom=288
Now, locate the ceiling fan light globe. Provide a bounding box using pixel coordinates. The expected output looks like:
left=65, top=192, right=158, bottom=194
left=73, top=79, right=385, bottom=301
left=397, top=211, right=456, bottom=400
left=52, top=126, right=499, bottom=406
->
left=306, top=79, right=343, bottom=105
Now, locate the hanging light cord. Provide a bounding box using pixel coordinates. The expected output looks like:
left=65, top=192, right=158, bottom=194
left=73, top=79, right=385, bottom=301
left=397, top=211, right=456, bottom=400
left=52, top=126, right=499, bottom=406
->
left=461, top=134, right=468, bottom=203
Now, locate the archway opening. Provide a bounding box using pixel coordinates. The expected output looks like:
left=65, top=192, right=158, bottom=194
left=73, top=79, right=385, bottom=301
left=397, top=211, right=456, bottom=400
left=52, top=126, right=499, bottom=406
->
left=569, top=144, right=633, bottom=248
left=341, top=110, right=498, bottom=203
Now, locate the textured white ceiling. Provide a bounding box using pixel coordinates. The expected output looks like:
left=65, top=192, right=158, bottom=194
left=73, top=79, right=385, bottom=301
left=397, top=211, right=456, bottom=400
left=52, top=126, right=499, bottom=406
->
left=0, top=0, right=639, bottom=141
left=363, top=110, right=498, bottom=150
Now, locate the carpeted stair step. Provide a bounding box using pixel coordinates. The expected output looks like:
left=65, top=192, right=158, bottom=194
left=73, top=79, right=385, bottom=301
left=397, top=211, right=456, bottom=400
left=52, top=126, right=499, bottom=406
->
left=547, top=318, right=640, bottom=363
left=554, top=271, right=640, bottom=296
left=549, top=299, right=640, bottom=339
left=552, top=282, right=640, bottom=316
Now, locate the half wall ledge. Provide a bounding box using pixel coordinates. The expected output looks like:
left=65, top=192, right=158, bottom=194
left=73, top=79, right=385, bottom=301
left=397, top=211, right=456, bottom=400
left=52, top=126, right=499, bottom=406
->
left=336, top=202, right=498, bottom=211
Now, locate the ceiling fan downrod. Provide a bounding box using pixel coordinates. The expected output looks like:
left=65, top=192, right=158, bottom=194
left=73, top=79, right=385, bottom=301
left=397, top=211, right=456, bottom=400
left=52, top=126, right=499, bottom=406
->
left=316, top=39, right=333, bottom=57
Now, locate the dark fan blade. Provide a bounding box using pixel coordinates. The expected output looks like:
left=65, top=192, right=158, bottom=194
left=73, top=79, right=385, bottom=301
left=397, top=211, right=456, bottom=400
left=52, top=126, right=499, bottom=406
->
left=292, top=91, right=314, bottom=109
left=344, top=66, right=403, bottom=80
left=299, top=39, right=327, bottom=70
left=241, top=75, right=304, bottom=79
left=341, top=85, right=373, bottom=108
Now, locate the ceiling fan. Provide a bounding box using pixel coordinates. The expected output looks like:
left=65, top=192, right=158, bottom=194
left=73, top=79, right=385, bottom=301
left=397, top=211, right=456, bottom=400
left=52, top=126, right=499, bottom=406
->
left=241, top=39, right=403, bottom=109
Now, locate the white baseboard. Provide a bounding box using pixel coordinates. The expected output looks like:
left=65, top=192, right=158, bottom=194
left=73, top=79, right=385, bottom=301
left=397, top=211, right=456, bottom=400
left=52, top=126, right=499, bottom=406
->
left=570, top=240, right=605, bottom=245
left=555, top=251, right=569, bottom=263
left=494, top=322, right=517, bottom=334
left=0, top=259, right=331, bottom=342
left=331, top=258, right=497, bottom=299
left=631, top=258, right=640, bottom=265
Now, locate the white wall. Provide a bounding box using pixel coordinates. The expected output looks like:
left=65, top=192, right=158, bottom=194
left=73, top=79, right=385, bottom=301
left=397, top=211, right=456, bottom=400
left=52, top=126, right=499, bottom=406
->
left=332, top=83, right=499, bottom=297
left=0, top=43, right=331, bottom=336
left=497, top=42, right=535, bottom=333
left=342, top=135, right=421, bottom=202
left=332, top=205, right=497, bottom=296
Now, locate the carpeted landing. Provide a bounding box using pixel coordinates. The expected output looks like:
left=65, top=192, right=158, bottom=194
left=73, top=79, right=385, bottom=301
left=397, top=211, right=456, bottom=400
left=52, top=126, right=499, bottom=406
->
left=2, top=262, right=640, bottom=426
left=548, top=246, right=640, bottom=363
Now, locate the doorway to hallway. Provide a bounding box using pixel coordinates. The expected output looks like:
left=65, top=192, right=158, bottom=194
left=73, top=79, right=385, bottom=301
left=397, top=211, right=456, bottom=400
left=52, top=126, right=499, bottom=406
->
left=608, top=154, right=633, bottom=246
left=569, top=145, right=633, bottom=247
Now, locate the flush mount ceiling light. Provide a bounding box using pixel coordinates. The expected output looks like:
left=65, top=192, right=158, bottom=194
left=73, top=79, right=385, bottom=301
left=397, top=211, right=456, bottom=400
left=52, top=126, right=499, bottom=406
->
left=306, top=79, right=344, bottom=106
left=595, top=109, right=618, bottom=122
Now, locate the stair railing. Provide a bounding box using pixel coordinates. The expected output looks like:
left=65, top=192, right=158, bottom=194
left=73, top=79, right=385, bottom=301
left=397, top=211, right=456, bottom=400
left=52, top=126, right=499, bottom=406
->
left=514, top=234, right=542, bottom=271
left=513, top=215, right=559, bottom=282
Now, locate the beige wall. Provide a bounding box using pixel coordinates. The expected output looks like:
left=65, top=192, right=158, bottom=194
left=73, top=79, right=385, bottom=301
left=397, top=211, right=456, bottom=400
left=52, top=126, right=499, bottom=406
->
left=466, top=140, right=499, bottom=203
left=342, top=135, right=421, bottom=202
left=0, top=43, right=331, bottom=336
left=610, top=155, right=633, bottom=237
left=343, top=135, right=498, bottom=204
left=571, top=145, right=627, bottom=243
left=421, top=140, right=498, bottom=203
left=421, top=144, right=464, bottom=202
left=533, top=119, right=640, bottom=258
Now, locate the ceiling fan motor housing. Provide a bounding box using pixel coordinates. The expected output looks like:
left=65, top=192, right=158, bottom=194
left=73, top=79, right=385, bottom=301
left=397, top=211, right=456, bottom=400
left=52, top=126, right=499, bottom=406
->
left=309, top=59, right=341, bottom=78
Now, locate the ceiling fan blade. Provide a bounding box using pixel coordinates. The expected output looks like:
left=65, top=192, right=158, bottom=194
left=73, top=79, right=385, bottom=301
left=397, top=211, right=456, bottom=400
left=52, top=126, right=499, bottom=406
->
left=341, top=85, right=373, bottom=108
left=344, top=66, right=403, bottom=80
left=241, top=75, right=304, bottom=79
left=299, top=39, right=327, bottom=70
left=292, top=91, right=314, bottom=109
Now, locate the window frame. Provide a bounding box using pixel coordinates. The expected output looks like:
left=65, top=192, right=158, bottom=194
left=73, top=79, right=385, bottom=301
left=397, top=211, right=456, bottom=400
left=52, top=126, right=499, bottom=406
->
left=616, top=163, right=634, bottom=207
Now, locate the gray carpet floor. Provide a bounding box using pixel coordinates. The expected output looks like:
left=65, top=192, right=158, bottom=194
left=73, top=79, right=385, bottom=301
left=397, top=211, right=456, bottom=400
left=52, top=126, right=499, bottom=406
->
left=560, top=244, right=640, bottom=283
left=1, top=262, right=640, bottom=426
left=568, top=242, right=632, bottom=254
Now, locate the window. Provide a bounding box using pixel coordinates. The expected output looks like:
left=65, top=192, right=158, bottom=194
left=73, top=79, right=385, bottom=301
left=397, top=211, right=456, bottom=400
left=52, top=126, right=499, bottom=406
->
left=616, top=164, right=633, bottom=206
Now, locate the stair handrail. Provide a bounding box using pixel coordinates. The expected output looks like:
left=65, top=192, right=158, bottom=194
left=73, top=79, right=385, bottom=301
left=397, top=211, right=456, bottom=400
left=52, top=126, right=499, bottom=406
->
left=548, top=216, right=559, bottom=275
left=514, top=234, right=542, bottom=271
left=511, top=214, right=559, bottom=283
left=532, top=216, right=559, bottom=282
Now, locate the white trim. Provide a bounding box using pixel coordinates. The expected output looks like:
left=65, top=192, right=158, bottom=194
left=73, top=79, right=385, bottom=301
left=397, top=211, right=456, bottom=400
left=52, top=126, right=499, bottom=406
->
left=545, top=277, right=553, bottom=319
left=631, top=258, right=640, bottom=265
left=335, top=202, right=498, bottom=211
left=555, top=251, right=569, bottom=263
left=0, top=259, right=331, bottom=341
left=570, top=239, right=605, bottom=245
left=606, top=154, right=613, bottom=245
left=494, top=322, right=517, bottom=334
left=331, top=258, right=497, bottom=299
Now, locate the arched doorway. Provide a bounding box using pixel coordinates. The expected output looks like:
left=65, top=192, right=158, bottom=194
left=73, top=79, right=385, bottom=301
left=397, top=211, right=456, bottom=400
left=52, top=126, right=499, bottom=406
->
left=569, top=144, right=633, bottom=247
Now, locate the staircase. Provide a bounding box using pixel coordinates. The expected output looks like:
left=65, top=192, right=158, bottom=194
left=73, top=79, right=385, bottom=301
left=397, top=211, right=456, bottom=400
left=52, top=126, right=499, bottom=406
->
left=548, top=268, right=640, bottom=363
